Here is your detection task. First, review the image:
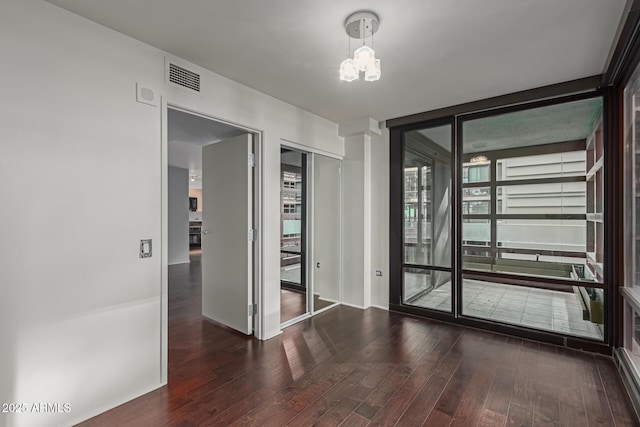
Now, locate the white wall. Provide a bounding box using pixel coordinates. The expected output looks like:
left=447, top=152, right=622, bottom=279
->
left=370, top=127, right=390, bottom=309
left=0, top=0, right=343, bottom=425
left=340, top=123, right=390, bottom=311
left=1, top=2, right=162, bottom=426
left=341, top=135, right=367, bottom=307
left=168, top=166, right=189, bottom=265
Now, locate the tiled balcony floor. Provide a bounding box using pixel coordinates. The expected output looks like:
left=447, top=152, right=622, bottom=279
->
left=407, top=277, right=603, bottom=340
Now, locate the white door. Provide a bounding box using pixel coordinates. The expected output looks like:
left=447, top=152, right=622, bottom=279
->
left=201, top=133, right=253, bottom=335
left=313, top=155, right=341, bottom=305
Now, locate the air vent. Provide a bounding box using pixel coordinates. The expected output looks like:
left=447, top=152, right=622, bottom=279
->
left=168, top=63, right=200, bottom=92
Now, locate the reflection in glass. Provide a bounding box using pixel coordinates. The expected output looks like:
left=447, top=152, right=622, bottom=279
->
left=281, top=163, right=303, bottom=285
left=404, top=267, right=451, bottom=312
left=280, top=149, right=306, bottom=324
left=624, top=64, right=640, bottom=289
left=622, top=59, right=640, bottom=379
left=280, top=252, right=301, bottom=284
left=404, top=164, right=433, bottom=265
left=403, top=125, right=451, bottom=268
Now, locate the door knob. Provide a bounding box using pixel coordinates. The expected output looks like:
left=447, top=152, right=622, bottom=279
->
left=202, top=229, right=208, bottom=235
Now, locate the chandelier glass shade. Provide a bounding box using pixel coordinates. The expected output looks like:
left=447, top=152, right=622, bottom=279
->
left=354, top=45, right=375, bottom=71
left=364, top=58, right=381, bottom=81
left=339, top=12, right=381, bottom=82
left=339, top=58, right=358, bottom=82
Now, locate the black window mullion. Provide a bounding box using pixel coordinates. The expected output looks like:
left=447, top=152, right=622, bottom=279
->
left=454, top=116, right=462, bottom=317
left=490, top=160, right=497, bottom=259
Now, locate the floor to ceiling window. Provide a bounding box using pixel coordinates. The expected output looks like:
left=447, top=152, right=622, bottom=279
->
left=391, top=94, right=609, bottom=344
left=460, top=97, right=605, bottom=340
left=621, top=59, right=640, bottom=375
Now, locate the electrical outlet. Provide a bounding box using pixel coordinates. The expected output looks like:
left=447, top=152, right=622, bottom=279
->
left=140, top=239, right=152, bottom=258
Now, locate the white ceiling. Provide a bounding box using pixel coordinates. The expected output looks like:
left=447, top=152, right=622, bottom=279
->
left=45, top=0, right=627, bottom=123
left=168, top=108, right=248, bottom=188
left=169, top=108, right=247, bottom=147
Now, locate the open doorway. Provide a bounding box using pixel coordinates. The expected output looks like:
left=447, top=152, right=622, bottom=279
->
left=167, top=107, right=259, bottom=335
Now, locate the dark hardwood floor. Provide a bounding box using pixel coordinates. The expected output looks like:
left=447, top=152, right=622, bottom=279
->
left=78, top=253, right=639, bottom=426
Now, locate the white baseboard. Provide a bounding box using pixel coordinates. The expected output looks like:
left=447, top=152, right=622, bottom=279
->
left=317, top=296, right=340, bottom=304
left=370, top=304, right=389, bottom=311
left=69, top=381, right=164, bottom=426
left=340, top=301, right=366, bottom=310
left=313, top=302, right=340, bottom=316
left=262, top=329, right=283, bottom=340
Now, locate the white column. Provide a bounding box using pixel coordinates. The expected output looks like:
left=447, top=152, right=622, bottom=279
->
left=339, top=118, right=381, bottom=308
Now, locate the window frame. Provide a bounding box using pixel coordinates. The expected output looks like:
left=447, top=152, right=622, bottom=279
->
left=390, top=89, right=612, bottom=350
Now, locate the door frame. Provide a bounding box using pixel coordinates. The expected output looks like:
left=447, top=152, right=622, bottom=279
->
left=160, top=100, right=264, bottom=383
left=389, top=91, right=613, bottom=353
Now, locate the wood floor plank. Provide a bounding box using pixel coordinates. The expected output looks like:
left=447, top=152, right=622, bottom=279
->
left=551, top=347, right=589, bottom=427
left=477, top=338, right=524, bottom=427
left=420, top=331, right=501, bottom=426
left=506, top=340, right=540, bottom=427
left=530, top=343, right=560, bottom=427
left=575, top=352, right=616, bottom=427
left=311, top=386, right=370, bottom=426
left=354, top=363, right=412, bottom=420
left=338, top=412, right=370, bottom=427
left=283, top=366, right=372, bottom=426
left=224, top=362, right=358, bottom=426
left=595, top=355, right=638, bottom=427
left=368, top=329, right=465, bottom=426
left=366, top=359, right=442, bottom=426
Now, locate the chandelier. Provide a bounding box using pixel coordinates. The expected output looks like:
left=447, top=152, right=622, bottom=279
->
left=339, top=11, right=381, bottom=82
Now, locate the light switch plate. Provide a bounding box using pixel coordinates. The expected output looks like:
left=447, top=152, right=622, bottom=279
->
left=140, top=239, right=152, bottom=258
